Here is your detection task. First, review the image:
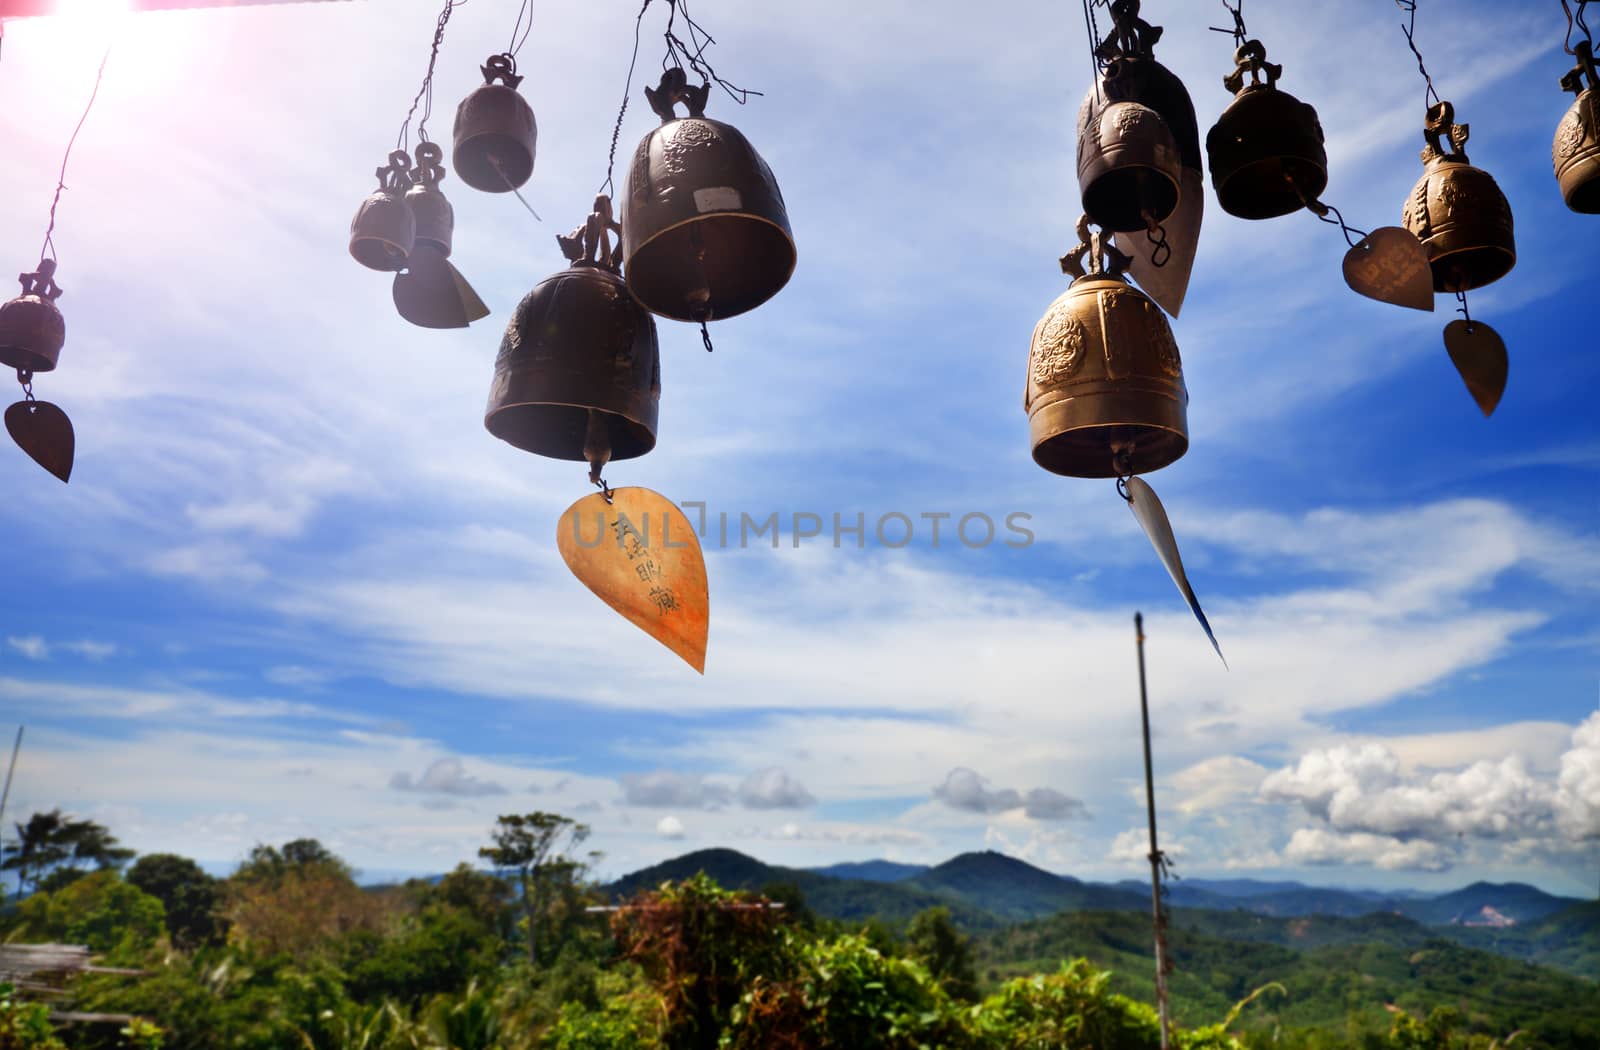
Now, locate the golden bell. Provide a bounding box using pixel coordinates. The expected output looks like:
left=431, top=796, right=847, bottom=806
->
left=1401, top=101, right=1515, bottom=293
left=485, top=197, right=659, bottom=463
left=1205, top=40, right=1326, bottom=220
left=1555, top=41, right=1600, bottom=213
left=350, top=151, right=416, bottom=272
left=0, top=261, right=65, bottom=374
left=622, top=68, right=795, bottom=323
left=1025, top=217, right=1187, bottom=479
left=452, top=54, right=537, bottom=194
left=1077, top=97, right=1181, bottom=233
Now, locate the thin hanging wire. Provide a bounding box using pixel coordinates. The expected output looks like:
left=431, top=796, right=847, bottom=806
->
left=598, top=0, right=655, bottom=198
left=1455, top=289, right=1474, bottom=332
left=397, top=0, right=466, bottom=154
left=1209, top=0, right=1248, bottom=48
left=661, top=0, right=761, bottom=105
left=1563, top=0, right=1594, bottom=55
left=39, top=44, right=113, bottom=265
left=506, top=0, right=534, bottom=58
left=1395, top=0, right=1442, bottom=108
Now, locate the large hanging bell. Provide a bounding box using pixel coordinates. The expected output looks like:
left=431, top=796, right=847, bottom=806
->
left=622, top=68, right=796, bottom=323
left=485, top=196, right=660, bottom=463
left=1556, top=41, right=1600, bottom=213
left=0, top=261, right=65, bottom=374
left=452, top=54, right=538, bottom=194
left=350, top=151, right=416, bottom=272
left=1025, top=217, right=1187, bottom=479
left=1205, top=40, right=1327, bottom=220
left=1077, top=97, right=1181, bottom=233
left=1401, top=101, right=1515, bottom=293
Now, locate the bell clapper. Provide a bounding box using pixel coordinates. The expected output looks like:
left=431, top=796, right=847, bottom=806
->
left=584, top=408, right=615, bottom=504
left=1142, top=213, right=1172, bottom=269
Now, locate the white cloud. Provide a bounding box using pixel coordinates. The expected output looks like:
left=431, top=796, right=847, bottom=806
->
left=1108, top=828, right=1187, bottom=865
left=933, top=768, right=1022, bottom=814
left=1283, top=829, right=1451, bottom=872
left=264, top=665, right=332, bottom=688
left=1169, top=755, right=1270, bottom=815
left=738, top=767, right=815, bottom=810
left=59, top=640, right=118, bottom=661
left=620, top=771, right=733, bottom=810
left=1555, top=712, right=1600, bottom=841
left=1023, top=788, right=1090, bottom=822
left=6, top=636, right=49, bottom=661
left=390, top=757, right=507, bottom=798
left=656, top=816, right=686, bottom=841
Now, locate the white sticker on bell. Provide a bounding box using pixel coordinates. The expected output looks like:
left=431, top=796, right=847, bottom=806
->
left=694, top=186, right=742, bottom=213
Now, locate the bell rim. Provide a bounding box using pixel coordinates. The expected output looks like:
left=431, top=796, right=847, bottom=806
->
left=349, top=234, right=413, bottom=272
left=622, top=212, right=798, bottom=322
left=1424, top=243, right=1516, bottom=294
left=1029, top=422, right=1190, bottom=479
left=484, top=402, right=659, bottom=462
left=0, top=347, right=60, bottom=373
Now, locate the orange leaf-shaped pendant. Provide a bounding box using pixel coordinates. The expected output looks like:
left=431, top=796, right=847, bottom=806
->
left=1342, top=226, right=1434, bottom=312
left=557, top=487, right=709, bottom=673
left=1442, top=318, right=1507, bottom=417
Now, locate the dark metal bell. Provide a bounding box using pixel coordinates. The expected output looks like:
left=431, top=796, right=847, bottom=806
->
left=622, top=68, right=796, bottom=323
left=405, top=142, right=454, bottom=255
left=1077, top=98, right=1181, bottom=233
left=0, top=261, right=65, bottom=374
left=1555, top=41, right=1600, bottom=213
left=1205, top=40, right=1327, bottom=220
left=452, top=54, right=537, bottom=194
left=1025, top=217, right=1188, bottom=479
left=350, top=151, right=416, bottom=272
left=485, top=196, right=659, bottom=463
left=1401, top=101, right=1515, bottom=293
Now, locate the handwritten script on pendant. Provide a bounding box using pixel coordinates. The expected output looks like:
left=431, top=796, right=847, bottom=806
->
left=557, top=487, right=709, bottom=673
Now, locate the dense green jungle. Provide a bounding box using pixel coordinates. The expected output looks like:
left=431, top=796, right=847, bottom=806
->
left=1, top=811, right=1595, bottom=1049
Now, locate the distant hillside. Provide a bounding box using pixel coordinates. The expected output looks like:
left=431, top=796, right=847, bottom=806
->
left=1442, top=900, right=1600, bottom=978
left=1394, top=880, right=1582, bottom=926
left=807, top=859, right=928, bottom=882
left=977, top=909, right=1600, bottom=1044
left=907, top=851, right=1147, bottom=922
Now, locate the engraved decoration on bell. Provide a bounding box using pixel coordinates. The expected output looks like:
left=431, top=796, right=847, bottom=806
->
left=1031, top=308, right=1087, bottom=389
left=1556, top=107, right=1587, bottom=161
left=1114, top=103, right=1151, bottom=138
left=663, top=120, right=725, bottom=177
left=1148, top=303, right=1181, bottom=377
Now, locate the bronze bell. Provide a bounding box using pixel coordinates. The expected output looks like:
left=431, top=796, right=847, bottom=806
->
left=452, top=54, right=537, bottom=194
left=485, top=196, right=659, bottom=463
left=1556, top=41, right=1600, bottom=213
left=622, top=68, right=796, bottom=323
left=1401, top=101, right=1515, bottom=293
left=0, top=261, right=65, bottom=374
left=350, top=151, right=416, bottom=272
left=405, top=142, right=454, bottom=255
left=1205, top=40, right=1327, bottom=220
left=1025, top=217, right=1188, bottom=479
left=394, top=142, right=490, bottom=330
left=1077, top=97, right=1181, bottom=233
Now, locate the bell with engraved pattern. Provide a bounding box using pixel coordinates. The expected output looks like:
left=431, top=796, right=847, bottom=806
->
left=350, top=151, right=416, bottom=272
left=1556, top=41, right=1600, bottom=213
left=393, top=142, right=490, bottom=330
left=0, top=261, right=66, bottom=374
left=452, top=53, right=538, bottom=193
left=485, top=197, right=659, bottom=464
left=1077, top=97, right=1181, bottom=233
left=622, top=68, right=795, bottom=324
left=1401, top=101, right=1515, bottom=293
left=1025, top=217, right=1188, bottom=479
left=1205, top=40, right=1326, bottom=220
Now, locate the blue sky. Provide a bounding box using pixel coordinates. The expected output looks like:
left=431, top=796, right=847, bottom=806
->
left=0, top=0, right=1595, bottom=896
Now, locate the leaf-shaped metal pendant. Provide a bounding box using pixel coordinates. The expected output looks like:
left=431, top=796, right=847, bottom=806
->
left=6, top=399, right=74, bottom=483
left=1123, top=475, right=1224, bottom=666
left=392, top=244, right=490, bottom=330
left=557, top=486, right=709, bottom=673
left=1342, top=226, right=1434, bottom=312
left=1114, top=168, right=1203, bottom=318
left=1443, top=319, right=1507, bottom=417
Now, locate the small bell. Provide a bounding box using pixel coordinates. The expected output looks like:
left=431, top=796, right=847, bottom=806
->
left=1401, top=101, right=1515, bottom=293
left=350, top=151, right=416, bottom=272
left=1077, top=97, right=1181, bottom=233
left=622, top=68, right=796, bottom=323
left=452, top=53, right=538, bottom=194
left=1205, top=40, right=1327, bottom=220
left=0, top=261, right=66, bottom=374
left=1025, top=216, right=1188, bottom=479
left=394, top=142, right=489, bottom=329
left=1555, top=40, right=1600, bottom=213
left=484, top=196, right=660, bottom=462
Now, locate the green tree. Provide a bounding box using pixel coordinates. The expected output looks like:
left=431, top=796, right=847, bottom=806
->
left=127, top=854, right=227, bottom=950
left=0, top=981, right=67, bottom=1050
left=906, top=905, right=979, bottom=1001
left=12, top=871, right=165, bottom=955
left=2, top=811, right=134, bottom=900
left=477, top=813, right=590, bottom=968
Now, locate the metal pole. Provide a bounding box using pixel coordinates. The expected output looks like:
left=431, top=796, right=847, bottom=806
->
left=1135, top=614, right=1171, bottom=1050
left=0, top=726, right=22, bottom=902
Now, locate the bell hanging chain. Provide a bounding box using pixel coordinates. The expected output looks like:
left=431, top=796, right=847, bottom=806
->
left=1208, top=0, right=1248, bottom=50
left=1395, top=0, right=1443, bottom=109
left=1563, top=0, right=1594, bottom=56
left=395, top=0, right=463, bottom=155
